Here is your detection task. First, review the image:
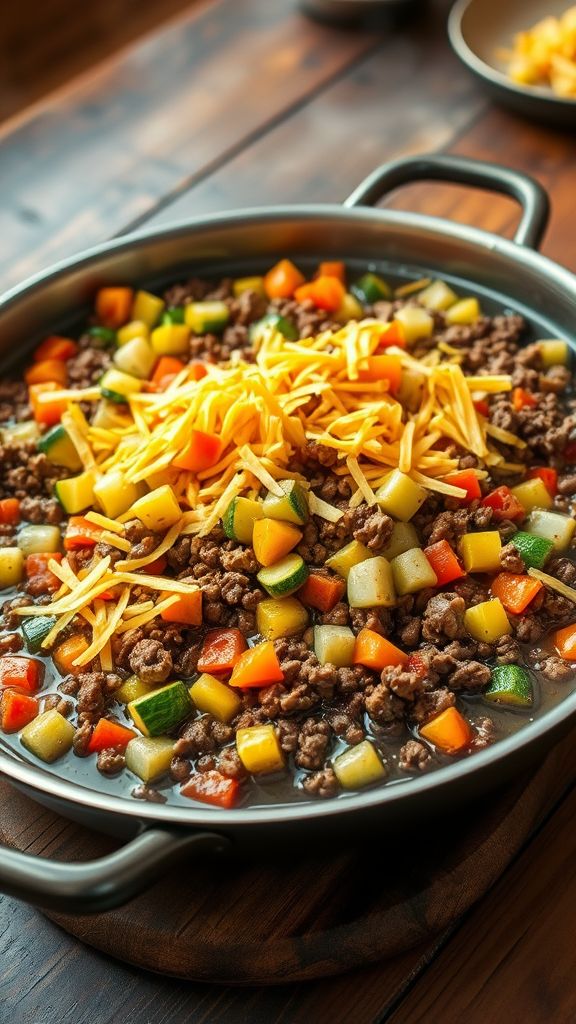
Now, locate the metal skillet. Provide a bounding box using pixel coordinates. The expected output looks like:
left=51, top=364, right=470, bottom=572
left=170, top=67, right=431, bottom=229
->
left=0, top=154, right=574, bottom=915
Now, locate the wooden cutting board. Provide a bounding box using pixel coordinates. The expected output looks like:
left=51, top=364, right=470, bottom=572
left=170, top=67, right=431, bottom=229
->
left=1, top=733, right=572, bottom=985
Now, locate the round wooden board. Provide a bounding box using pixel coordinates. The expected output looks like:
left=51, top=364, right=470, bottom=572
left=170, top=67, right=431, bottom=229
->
left=0, top=743, right=567, bottom=984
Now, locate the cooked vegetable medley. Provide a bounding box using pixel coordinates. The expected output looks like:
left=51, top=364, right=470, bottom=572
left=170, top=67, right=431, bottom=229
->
left=1, top=260, right=576, bottom=808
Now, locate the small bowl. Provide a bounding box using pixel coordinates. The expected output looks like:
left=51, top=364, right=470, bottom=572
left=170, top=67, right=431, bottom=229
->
left=448, top=0, right=576, bottom=126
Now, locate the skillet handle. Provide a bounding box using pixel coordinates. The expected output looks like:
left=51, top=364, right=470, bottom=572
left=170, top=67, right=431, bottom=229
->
left=0, top=827, right=229, bottom=914
left=344, top=154, right=550, bottom=250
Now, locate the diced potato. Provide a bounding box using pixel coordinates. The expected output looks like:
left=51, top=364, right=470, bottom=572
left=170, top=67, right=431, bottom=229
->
left=256, top=597, right=308, bottom=641
left=347, top=555, right=396, bottom=608
left=55, top=470, right=96, bottom=514
left=375, top=469, right=428, bottom=521
left=397, top=368, right=427, bottom=413
left=150, top=324, right=190, bottom=356
left=20, top=710, right=75, bottom=763
left=117, top=320, right=150, bottom=346
left=113, top=336, right=156, bottom=379
left=190, top=673, right=242, bottom=723
left=390, top=547, right=437, bottom=595
left=0, top=547, right=25, bottom=588
left=394, top=306, right=434, bottom=344
left=464, top=598, right=511, bottom=643
left=333, top=740, right=386, bottom=789
left=94, top=470, right=144, bottom=520
left=325, top=540, right=371, bottom=580
left=17, top=525, right=61, bottom=555
left=236, top=724, right=284, bottom=775
left=444, top=297, right=480, bottom=325
left=418, top=280, right=458, bottom=311
left=125, top=736, right=175, bottom=782
left=129, top=484, right=182, bottom=530
left=91, top=401, right=133, bottom=431
left=335, top=293, right=364, bottom=323
left=1, top=420, right=41, bottom=445
left=539, top=339, right=569, bottom=367
left=382, top=521, right=420, bottom=561
left=511, top=478, right=553, bottom=513
left=526, top=510, right=576, bottom=551
left=459, top=531, right=502, bottom=573
left=115, top=675, right=155, bottom=704
left=313, top=625, right=356, bottom=667
left=132, top=290, right=165, bottom=328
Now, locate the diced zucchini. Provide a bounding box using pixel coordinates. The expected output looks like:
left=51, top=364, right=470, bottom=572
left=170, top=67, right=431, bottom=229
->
left=129, top=484, right=182, bottom=530
left=262, top=480, right=309, bottom=525
left=17, top=524, right=61, bottom=555
left=326, top=540, right=371, bottom=580
left=539, top=339, right=569, bottom=367
left=249, top=312, right=299, bottom=344
left=150, top=324, right=190, bottom=356
left=127, top=681, right=192, bottom=737
left=161, top=307, right=185, bottom=325
left=125, top=736, right=175, bottom=782
left=21, top=616, right=57, bottom=654
left=390, top=547, right=437, bottom=595
left=117, top=320, right=150, bottom=346
left=233, top=276, right=266, bottom=298
left=394, top=306, right=434, bottom=344
left=37, top=425, right=82, bottom=471
left=256, top=597, right=308, bottom=640
left=417, top=280, right=458, bottom=311
left=347, top=555, right=396, bottom=607
left=511, top=531, right=554, bottom=569
left=459, top=531, right=502, bottom=574
left=511, top=478, right=553, bottom=513
left=131, top=290, right=165, bottom=328
left=333, top=740, right=386, bottom=789
left=375, top=469, right=428, bottom=521
left=464, top=598, right=511, bottom=643
left=100, top=367, right=143, bottom=403
left=236, top=724, right=284, bottom=774
left=444, top=297, right=480, bottom=325
left=0, top=547, right=25, bottom=587
left=382, top=521, right=420, bottom=561
left=54, top=469, right=96, bottom=514
left=115, top=675, right=155, bottom=704
left=257, top=554, right=309, bottom=598
left=351, top=273, right=391, bottom=304
left=189, top=673, right=241, bottom=723
left=91, top=400, right=133, bottom=431
left=485, top=665, right=533, bottom=708
left=87, top=326, right=117, bottom=347
left=526, top=510, right=576, bottom=552
left=313, top=625, right=356, bottom=667
left=93, top=469, right=144, bottom=519
left=335, top=292, right=364, bottom=324
left=20, top=710, right=74, bottom=763
left=185, top=301, right=230, bottom=335
left=113, top=336, right=156, bottom=379
left=222, top=495, right=264, bottom=544
left=1, top=421, right=41, bottom=445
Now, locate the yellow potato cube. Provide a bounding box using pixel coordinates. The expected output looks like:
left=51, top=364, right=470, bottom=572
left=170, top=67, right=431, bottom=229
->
left=129, top=484, right=182, bottom=530
left=117, top=320, right=150, bottom=346
left=150, top=324, right=190, bottom=356
left=20, top=710, right=75, bottom=763
left=538, top=339, right=569, bottom=367
left=418, top=280, right=458, bottom=311
left=132, top=290, right=165, bottom=328
left=93, top=470, right=144, bottom=519
left=256, top=597, right=309, bottom=641
left=325, top=540, right=371, bottom=579
left=444, top=298, right=480, bottom=325
left=394, top=306, right=434, bottom=345
left=459, top=531, right=502, bottom=573
left=333, top=741, right=386, bottom=789
left=375, top=469, right=428, bottom=521
left=236, top=724, right=284, bottom=775
left=390, top=547, right=438, bottom=595
left=464, top=599, right=512, bottom=643
left=189, top=673, right=242, bottom=723
left=511, top=478, right=553, bottom=513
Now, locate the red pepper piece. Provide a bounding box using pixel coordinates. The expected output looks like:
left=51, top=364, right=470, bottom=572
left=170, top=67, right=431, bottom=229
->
left=481, top=486, right=525, bottom=522
left=1, top=690, right=39, bottom=732
left=527, top=467, right=558, bottom=497
left=423, top=539, right=465, bottom=586
left=87, top=718, right=137, bottom=754
left=444, top=469, right=482, bottom=502
left=181, top=770, right=240, bottom=808
left=0, top=656, right=43, bottom=694
left=197, top=629, right=248, bottom=674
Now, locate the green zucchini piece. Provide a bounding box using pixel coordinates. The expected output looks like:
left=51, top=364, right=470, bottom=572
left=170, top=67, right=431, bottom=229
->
left=185, top=301, right=230, bottom=335
left=21, top=616, right=57, bottom=654
left=87, top=326, right=117, bottom=347
left=161, top=306, right=185, bottom=325
left=257, top=554, right=309, bottom=597
left=127, top=681, right=192, bottom=737
left=222, top=496, right=264, bottom=544
left=249, top=313, right=298, bottom=344
left=511, top=531, right=554, bottom=570
left=54, top=470, right=96, bottom=514
left=351, top=273, right=391, bottom=305
left=485, top=665, right=533, bottom=708
left=37, top=425, right=82, bottom=472
left=262, top=480, right=309, bottom=525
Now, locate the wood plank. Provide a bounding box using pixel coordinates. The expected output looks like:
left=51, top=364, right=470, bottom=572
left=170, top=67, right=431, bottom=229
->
left=0, top=0, right=377, bottom=292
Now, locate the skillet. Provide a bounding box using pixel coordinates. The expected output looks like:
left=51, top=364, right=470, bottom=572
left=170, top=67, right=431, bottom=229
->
left=1, top=153, right=575, bottom=914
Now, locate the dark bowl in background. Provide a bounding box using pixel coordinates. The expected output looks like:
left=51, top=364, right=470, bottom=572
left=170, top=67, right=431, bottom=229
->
left=300, top=0, right=422, bottom=26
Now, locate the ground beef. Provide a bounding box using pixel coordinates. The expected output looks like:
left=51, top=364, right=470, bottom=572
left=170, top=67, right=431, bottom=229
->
left=174, top=715, right=233, bottom=759
left=319, top=601, right=350, bottom=626
left=470, top=716, right=496, bottom=751
left=0, top=442, right=67, bottom=500
left=422, top=592, right=466, bottom=643
left=129, top=639, right=173, bottom=684
left=500, top=542, right=525, bottom=573
left=547, top=557, right=576, bottom=586
left=365, top=682, right=404, bottom=724
left=538, top=656, right=575, bottom=682
left=557, top=474, right=576, bottom=496
left=218, top=746, right=247, bottom=779
left=97, top=748, right=126, bottom=776
left=169, top=756, right=192, bottom=783
left=399, top=740, right=433, bottom=772
left=275, top=718, right=300, bottom=754
left=301, top=767, right=339, bottom=798
left=0, top=380, right=30, bottom=422
left=447, top=661, right=491, bottom=692
left=19, top=495, right=64, bottom=524
left=131, top=784, right=167, bottom=804
left=411, top=687, right=456, bottom=725
left=74, top=671, right=122, bottom=728
left=345, top=504, right=393, bottom=552
left=495, top=635, right=522, bottom=664
left=327, top=704, right=364, bottom=745
left=512, top=614, right=544, bottom=644
left=0, top=632, right=23, bottom=654
left=40, top=694, right=72, bottom=717
left=295, top=718, right=331, bottom=770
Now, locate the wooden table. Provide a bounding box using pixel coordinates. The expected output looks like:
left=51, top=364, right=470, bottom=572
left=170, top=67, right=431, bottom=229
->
left=2, top=1, right=576, bottom=1020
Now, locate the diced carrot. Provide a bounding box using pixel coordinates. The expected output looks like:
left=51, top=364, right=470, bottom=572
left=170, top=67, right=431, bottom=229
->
left=491, top=572, right=542, bottom=614
left=87, top=718, right=136, bottom=754
left=473, top=399, right=490, bottom=417
left=264, top=260, right=306, bottom=299
left=527, top=467, right=558, bottom=497
left=512, top=387, right=537, bottom=411
left=1, top=690, right=39, bottom=732
left=173, top=430, right=223, bottom=473
left=34, top=336, right=79, bottom=362
left=181, top=770, right=240, bottom=808
left=150, top=356, right=186, bottom=391
left=357, top=354, right=402, bottom=394
left=423, top=540, right=465, bottom=586
left=29, top=383, right=68, bottom=426
left=554, top=623, right=576, bottom=660
left=298, top=572, right=345, bottom=613
left=252, top=518, right=302, bottom=567
left=443, top=469, right=482, bottom=502
left=146, top=555, right=168, bottom=575
left=197, top=628, right=248, bottom=674
left=353, top=628, right=408, bottom=671
left=0, top=498, right=20, bottom=525
left=25, top=553, right=63, bottom=595
left=161, top=590, right=202, bottom=626
left=294, top=275, right=346, bottom=313
left=316, top=261, right=346, bottom=283
left=0, top=656, right=43, bottom=694
left=25, top=359, right=68, bottom=387
left=188, top=360, right=209, bottom=381
left=53, top=635, right=90, bottom=675
left=377, top=320, right=406, bottom=350
left=95, top=287, right=134, bottom=329
left=64, top=516, right=103, bottom=550
left=229, top=640, right=284, bottom=689
left=420, top=707, right=473, bottom=753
